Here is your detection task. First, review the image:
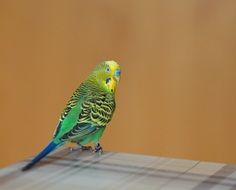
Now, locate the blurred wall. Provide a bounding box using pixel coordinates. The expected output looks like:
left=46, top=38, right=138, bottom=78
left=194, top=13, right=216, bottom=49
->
left=1, top=0, right=236, bottom=167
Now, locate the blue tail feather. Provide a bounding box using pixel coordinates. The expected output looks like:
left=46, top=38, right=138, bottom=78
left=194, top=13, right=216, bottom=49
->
left=22, top=141, right=58, bottom=171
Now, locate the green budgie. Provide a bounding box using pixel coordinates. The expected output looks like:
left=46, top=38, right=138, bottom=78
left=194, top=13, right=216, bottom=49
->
left=22, top=60, right=121, bottom=171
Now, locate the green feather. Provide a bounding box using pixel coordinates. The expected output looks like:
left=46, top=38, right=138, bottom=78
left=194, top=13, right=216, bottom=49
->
left=53, top=74, right=116, bottom=145
left=22, top=61, right=120, bottom=171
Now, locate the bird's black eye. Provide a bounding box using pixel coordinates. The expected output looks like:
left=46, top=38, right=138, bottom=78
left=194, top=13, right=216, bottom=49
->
left=106, top=67, right=110, bottom=72
left=106, top=78, right=111, bottom=84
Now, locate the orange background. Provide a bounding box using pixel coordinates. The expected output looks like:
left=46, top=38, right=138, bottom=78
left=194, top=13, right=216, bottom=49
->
left=1, top=0, right=236, bottom=167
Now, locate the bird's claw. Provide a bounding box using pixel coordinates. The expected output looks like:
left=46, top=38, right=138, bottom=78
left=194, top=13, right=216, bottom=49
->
left=94, top=143, right=103, bottom=154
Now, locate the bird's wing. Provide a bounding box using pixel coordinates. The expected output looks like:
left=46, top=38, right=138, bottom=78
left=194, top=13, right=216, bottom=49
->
left=53, top=83, right=88, bottom=139
left=55, top=92, right=115, bottom=142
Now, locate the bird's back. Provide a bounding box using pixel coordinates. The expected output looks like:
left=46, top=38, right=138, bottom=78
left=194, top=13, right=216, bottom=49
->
left=53, top=80, right=116, bottom=144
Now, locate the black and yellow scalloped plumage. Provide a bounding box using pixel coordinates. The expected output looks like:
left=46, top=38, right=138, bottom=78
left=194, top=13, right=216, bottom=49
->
left=22, top=61, right=121, bottom=171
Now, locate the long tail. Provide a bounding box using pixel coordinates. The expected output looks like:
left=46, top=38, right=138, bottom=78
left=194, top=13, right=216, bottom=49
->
left=22, top=141, right=59, bottom=171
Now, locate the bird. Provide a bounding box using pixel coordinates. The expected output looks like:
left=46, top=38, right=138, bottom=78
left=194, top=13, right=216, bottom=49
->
left=22, top=60, right=121, bottom=171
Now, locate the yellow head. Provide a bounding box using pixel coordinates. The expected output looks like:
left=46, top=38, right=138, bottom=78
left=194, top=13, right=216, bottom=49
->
left=91, top=60, right=121, bottom=93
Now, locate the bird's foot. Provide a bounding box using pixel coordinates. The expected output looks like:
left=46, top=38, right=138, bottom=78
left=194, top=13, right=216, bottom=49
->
left=94, top=143, right=103, bottom=154
left=70, top=145, right=92, bottom=152
left=81, top=146, right=93, bottom=151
